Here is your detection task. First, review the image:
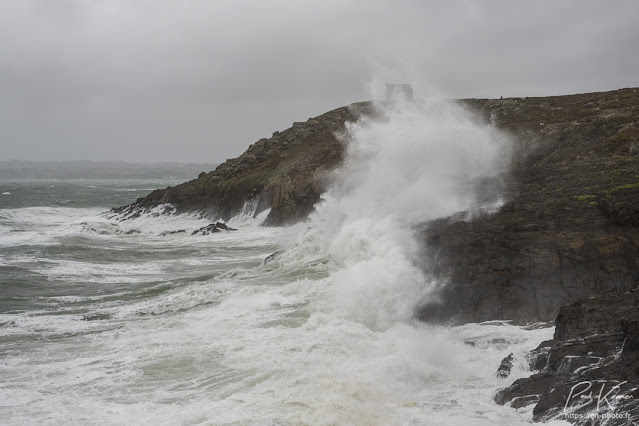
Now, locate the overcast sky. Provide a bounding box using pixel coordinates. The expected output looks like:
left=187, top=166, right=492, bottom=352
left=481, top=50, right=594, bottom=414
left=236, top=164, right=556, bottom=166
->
left=1, top=0, right=638, bottom=163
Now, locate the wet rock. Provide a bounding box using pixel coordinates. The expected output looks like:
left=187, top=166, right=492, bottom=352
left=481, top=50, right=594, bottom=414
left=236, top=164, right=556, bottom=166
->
left=159, top=230, right=186, bottom=236
left=495, top=291, right=639, bottom=423
left=192, top=222, right=237, bottom=235
left=495, top=373, right=556, bottom=406
left=264, top=251, right=281, bottom=265
left=192, top=224, right=220, bottom=235
left=598, top=188, right=639, bottom=226
left=82, top=313, right=111, bottom=321
left=496, top=353, right=514, bottom=378
left=213, top=222, right=237, bottom=231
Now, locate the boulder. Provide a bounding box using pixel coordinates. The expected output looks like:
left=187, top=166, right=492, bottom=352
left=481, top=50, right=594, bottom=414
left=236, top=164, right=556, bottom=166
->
left=192, top=222, right=237, bottom=235
left=496, top=353, right=514, bottom=378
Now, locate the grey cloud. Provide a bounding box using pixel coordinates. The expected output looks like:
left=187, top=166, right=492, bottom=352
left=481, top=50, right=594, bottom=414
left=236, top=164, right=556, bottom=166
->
left=0, top=0, right=638, bottom=162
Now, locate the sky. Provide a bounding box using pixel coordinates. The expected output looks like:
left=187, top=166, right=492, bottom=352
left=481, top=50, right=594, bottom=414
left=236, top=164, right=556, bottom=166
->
left=1, top=0, right=638, bottom=163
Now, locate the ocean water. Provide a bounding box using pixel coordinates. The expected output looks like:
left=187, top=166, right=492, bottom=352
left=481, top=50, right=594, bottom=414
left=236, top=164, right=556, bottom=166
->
left=1, top=101, right=567, bottom=425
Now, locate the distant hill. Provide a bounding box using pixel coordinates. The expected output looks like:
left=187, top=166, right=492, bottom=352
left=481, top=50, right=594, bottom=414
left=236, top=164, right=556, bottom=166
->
left=0, top=161, right=219, bottom=180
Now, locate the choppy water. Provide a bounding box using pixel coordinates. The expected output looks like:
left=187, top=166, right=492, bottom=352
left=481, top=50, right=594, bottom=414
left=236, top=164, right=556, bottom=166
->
left=1, top=101, right=567, bottom=425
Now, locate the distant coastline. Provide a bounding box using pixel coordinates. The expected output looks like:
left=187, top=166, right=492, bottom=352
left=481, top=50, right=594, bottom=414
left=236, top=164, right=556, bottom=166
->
left=0, top=160, right=219, bottom=180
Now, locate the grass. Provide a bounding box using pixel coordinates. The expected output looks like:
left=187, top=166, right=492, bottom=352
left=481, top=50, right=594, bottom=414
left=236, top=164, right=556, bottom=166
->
left=605, top=182, right=639, bottom=193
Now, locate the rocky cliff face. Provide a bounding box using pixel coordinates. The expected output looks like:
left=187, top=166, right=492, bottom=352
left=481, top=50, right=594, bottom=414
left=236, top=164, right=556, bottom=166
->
left=418, top=88, right=639, bottom=324
left=111, top=102, right=376, bottom=225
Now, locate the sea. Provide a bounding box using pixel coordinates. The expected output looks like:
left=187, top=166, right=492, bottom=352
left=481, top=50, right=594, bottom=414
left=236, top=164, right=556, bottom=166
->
left=0, top=101, right=568, bottom=425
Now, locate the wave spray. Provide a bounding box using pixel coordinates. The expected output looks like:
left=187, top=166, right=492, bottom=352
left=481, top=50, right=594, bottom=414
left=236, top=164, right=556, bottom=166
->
left=284, top=96, right=511, bottom=330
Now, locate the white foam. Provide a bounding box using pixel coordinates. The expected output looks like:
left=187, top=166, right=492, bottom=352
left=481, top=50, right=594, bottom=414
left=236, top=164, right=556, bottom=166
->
left=0, top=222, right=559, bottom=425
left=0, top=272, right=558, bottom=424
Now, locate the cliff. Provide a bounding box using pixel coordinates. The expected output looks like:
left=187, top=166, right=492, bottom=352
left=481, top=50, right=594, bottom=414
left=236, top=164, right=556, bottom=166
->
left=418, top=88, right=639, bottom=324
left=111, top=102, right=376, bottom=225
left=109, top=88, right=639, bottom=424
left=113, top=88, right=639, bottom=326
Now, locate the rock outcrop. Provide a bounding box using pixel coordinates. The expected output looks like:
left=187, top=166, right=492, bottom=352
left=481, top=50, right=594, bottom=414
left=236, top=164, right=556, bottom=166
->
left=496, top=353, right=515, bottom=379
left=191, top=222, right=237, bottom=235
left=111, top=102, right=376, bottom=226
left=495, top=290, right=639, bottom=424
left=418, top=89, right=639, bottom=324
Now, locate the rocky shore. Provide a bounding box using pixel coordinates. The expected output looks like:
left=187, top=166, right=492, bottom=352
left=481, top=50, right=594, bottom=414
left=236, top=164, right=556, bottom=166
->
left=113, top=88, right=639, bottom=423
left=495, top=291, right=639, bottom=424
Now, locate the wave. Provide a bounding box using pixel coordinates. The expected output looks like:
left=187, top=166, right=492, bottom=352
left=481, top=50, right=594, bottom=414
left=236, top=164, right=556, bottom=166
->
left=275, top=98, right=511, bottom=330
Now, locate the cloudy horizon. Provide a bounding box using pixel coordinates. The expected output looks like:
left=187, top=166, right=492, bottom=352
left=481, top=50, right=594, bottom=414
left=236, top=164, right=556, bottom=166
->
left=1, top=0, right=638, bottom=163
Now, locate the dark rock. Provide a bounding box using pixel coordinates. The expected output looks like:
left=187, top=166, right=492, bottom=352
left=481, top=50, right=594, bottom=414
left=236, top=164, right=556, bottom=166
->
left=598, top=187, right=639, bottom=226
left=159, top=230, right=186, bottom=236
left=191, top=222, right=237, bottom=235
left=528, top=343, right=552, bottom=372
left=82, top=313, right=111, bottom=321
left=496, top=353, right=514, bottom=378
left=213, top=222, right=237, bottom=231
left=495, top=291, right=639, bottom=423
left=510, top=394, right=541, bottom=409
left=495, top=373, right=557, bottom=405
left=192, top=224, right=220, bottom=235
left=264, top=251, right=281, bottom=265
